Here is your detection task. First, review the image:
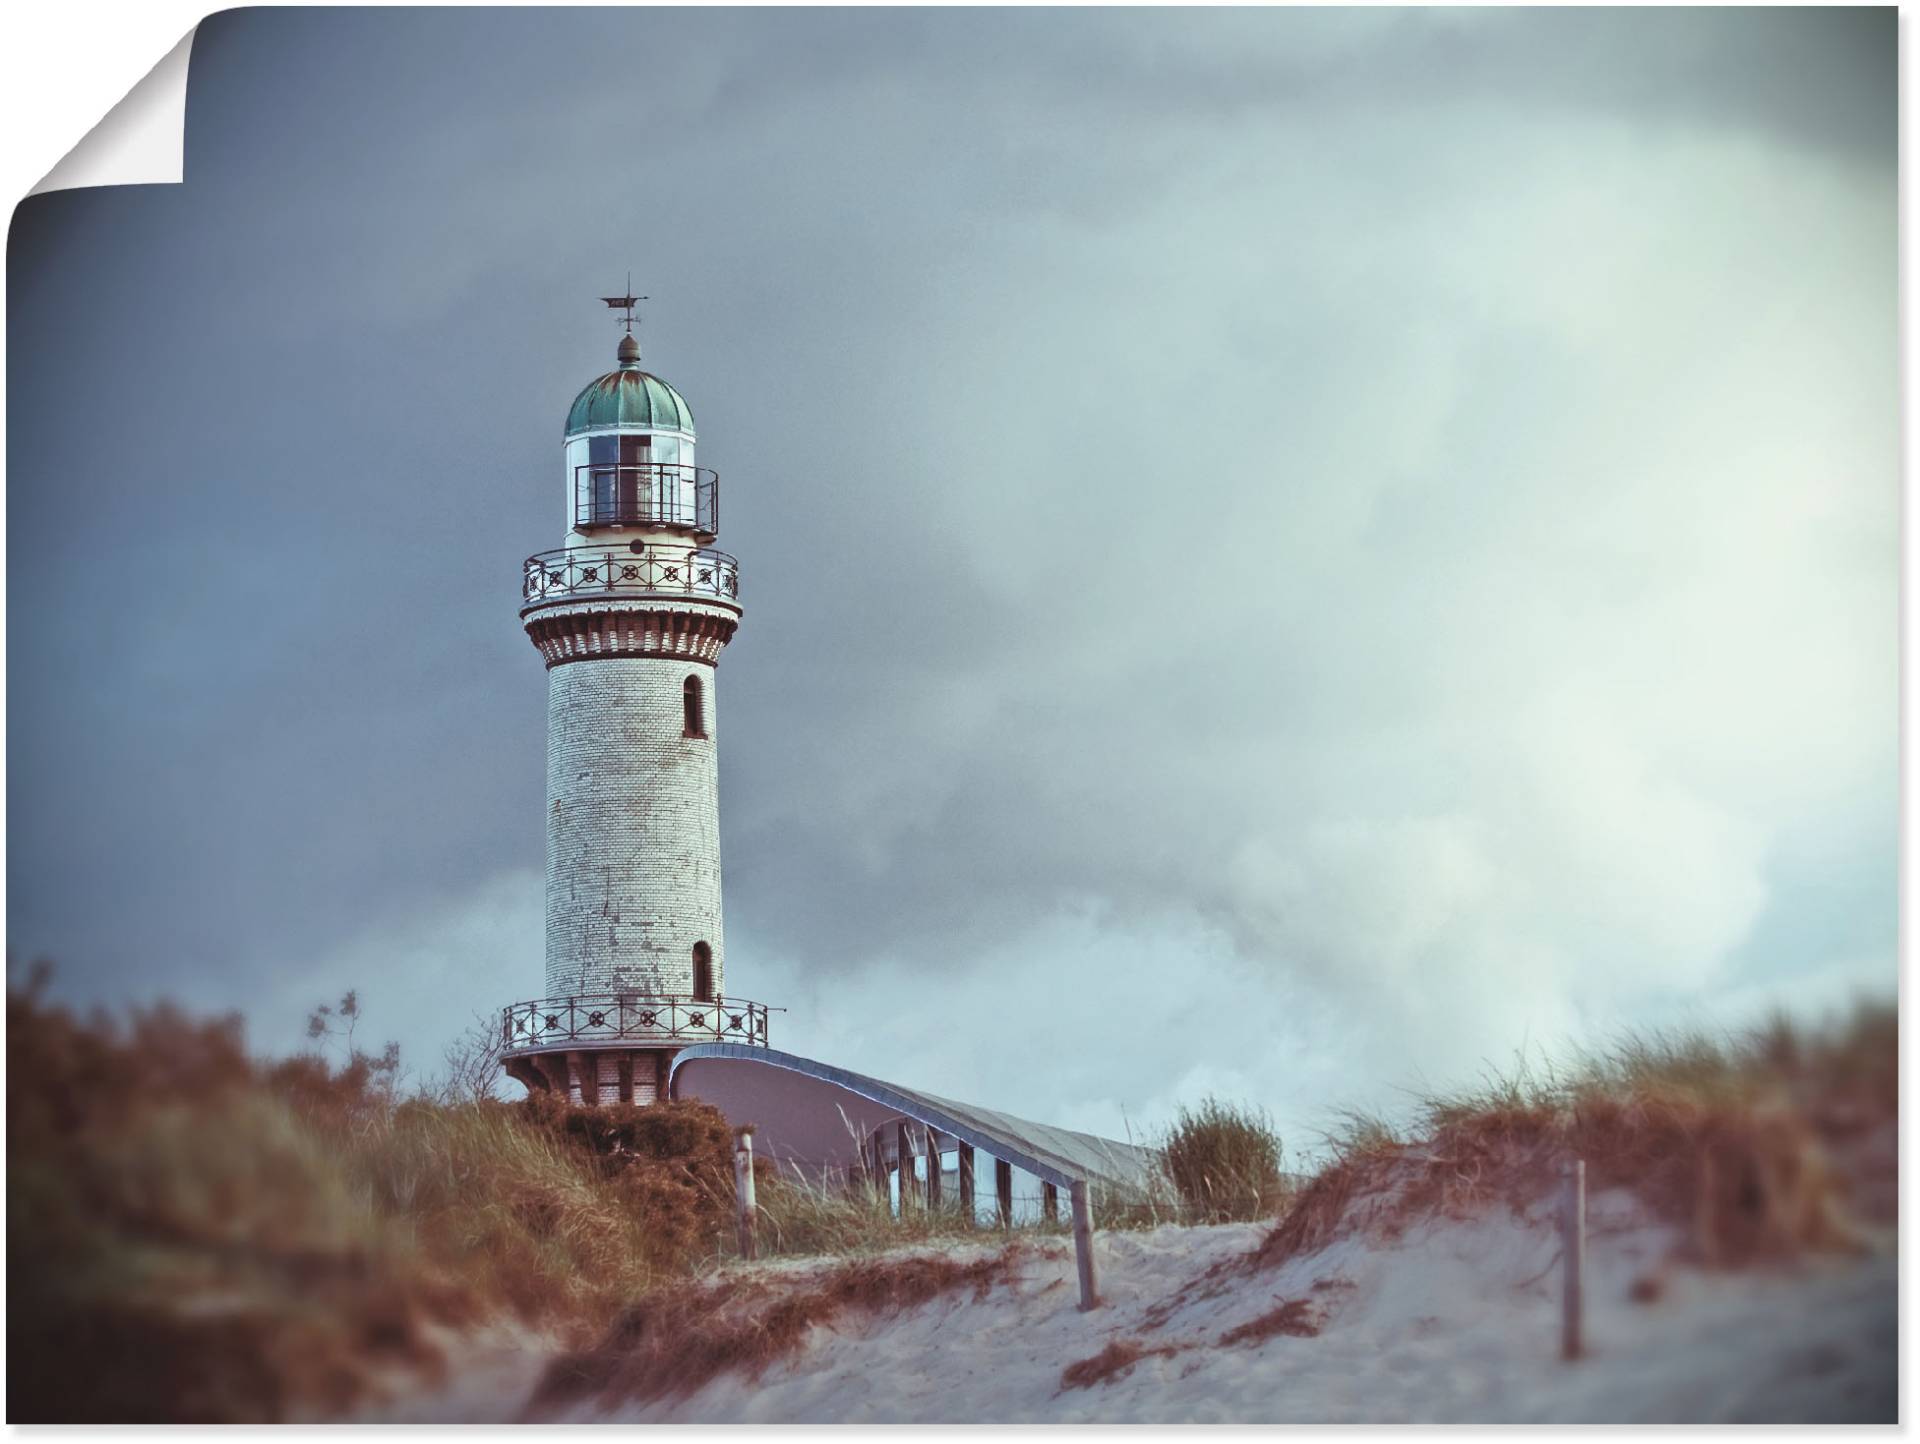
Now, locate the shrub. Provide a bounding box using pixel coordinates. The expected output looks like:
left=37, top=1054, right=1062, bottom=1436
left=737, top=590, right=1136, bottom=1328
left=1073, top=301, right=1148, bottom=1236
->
left=1161, top=1097, right=1287, bottom=1223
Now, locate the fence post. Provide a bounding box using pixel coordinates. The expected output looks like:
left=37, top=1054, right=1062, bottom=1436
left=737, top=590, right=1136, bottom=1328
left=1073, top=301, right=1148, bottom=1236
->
left=1042, top=1181, right=1059, bottom=1223
left=1071, top=1180, right=1099, bottom=1311
left=1561, top=1158, right=1585, bottom=1360
left=995, top=1159, right=1014, bottom=1229
left=734, top=1127, right=758, bottom=1261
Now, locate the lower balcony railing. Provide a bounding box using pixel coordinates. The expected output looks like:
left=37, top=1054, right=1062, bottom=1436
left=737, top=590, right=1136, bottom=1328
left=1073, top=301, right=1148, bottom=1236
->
left=501, top=993, right=772, bottom=1051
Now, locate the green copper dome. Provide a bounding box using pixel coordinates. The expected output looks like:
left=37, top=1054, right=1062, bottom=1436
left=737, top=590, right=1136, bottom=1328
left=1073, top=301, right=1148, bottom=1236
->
left=565, top=351, right=696, bottom=438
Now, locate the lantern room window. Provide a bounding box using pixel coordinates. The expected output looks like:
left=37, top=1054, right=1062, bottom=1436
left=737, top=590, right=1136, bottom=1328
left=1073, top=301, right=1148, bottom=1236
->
left=577, top=433, right=695, bottom=528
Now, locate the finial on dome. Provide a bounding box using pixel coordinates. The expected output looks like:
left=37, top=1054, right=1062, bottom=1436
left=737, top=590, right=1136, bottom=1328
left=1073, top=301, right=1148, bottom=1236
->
left=600, top=274, right=647, bottom=368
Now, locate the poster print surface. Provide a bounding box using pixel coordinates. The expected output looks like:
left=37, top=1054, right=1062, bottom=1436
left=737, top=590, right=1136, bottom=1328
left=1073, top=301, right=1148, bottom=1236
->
left=6, top=8, right=1897, bottom=1426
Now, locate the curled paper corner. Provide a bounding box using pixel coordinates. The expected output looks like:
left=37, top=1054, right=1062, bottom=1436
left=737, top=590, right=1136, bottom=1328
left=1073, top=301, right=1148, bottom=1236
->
left=30, top=28, right=197, bottom=196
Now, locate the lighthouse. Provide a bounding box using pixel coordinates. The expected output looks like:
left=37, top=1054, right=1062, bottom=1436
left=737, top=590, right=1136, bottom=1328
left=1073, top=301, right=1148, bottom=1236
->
left=501, top=295, right=772, bottom=1106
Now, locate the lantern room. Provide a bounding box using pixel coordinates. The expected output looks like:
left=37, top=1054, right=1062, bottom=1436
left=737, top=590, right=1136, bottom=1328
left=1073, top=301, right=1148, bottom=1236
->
left=563, top=332, right=717, bottom=540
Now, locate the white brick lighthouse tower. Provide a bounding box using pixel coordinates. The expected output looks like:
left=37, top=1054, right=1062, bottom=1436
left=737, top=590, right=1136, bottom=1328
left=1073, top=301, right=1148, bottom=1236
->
left=501, top=295, right=772, bottom=1105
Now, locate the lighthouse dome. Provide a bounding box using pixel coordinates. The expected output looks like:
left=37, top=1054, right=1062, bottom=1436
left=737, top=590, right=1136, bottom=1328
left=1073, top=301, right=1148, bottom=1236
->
left=565, top=357, right=696, bottom=438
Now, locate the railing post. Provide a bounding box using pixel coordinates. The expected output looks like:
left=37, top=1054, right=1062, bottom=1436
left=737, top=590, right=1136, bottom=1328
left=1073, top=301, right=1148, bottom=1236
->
left=958, top=1143, right=976, bottom=1227
left=1071, top=1180, right=1099, bottom=1311
left=897, top=1120, right=913, bottom=1214
left=926, top=1126, right=942, bottom=1211
left=995, top=1159, right=1014, bottom=1229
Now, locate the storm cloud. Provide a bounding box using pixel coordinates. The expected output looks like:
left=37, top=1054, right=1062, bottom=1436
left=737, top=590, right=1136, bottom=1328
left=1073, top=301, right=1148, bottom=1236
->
left=8, top=8, right=1894, bottom=1143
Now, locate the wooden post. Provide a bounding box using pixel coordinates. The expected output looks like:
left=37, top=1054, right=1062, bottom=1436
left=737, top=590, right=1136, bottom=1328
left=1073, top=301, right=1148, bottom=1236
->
left=995, top=1158, right=1014, bottom=1229
left=897, top=1120, right=913, bottom=1214
left=1042, top=1181, right=1059, bottom=1223
left=958, top=1142, right=976, bottom=1227
left=734, top=1128, right=758, bottom=1261
left=867, top=1132, right=886, bottom=1204
left=1561, top=1158, right=1585, bottom=1361
left=925, top=1126, right=942, bottom=1210
left=1071, top=1180, right=1099, bottom=1311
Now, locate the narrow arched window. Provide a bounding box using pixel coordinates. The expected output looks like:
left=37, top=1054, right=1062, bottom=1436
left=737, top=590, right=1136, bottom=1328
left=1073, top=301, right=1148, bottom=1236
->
left=683, top=674, right=706, bottom=738
left=692, top=941, right=714, bottom=1002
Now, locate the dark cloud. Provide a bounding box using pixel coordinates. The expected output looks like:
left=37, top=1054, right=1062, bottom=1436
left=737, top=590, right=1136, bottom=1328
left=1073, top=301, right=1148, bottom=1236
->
left=7, top=9, right=1894, bottom=1128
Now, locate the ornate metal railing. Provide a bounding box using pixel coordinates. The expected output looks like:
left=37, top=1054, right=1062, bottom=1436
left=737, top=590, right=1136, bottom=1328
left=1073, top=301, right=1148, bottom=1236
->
left=523, top=545, right=740, bottom=606
left=574, top=463, right=718, bottom=534
left=502, top=993, right=773, bottom=1052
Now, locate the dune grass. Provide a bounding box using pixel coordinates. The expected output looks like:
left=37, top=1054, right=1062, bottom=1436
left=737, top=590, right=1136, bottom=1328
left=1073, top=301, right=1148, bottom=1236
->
left=7, top=983, right=730, bottom=1420
left=1160, top=1096, right=1288, bottom=1223
left=1260, top=1003, right=1895, bottom=1272
left=9, top=974, right=1893, bottom=1421
left=750, top=1171, right=991, bottom=1256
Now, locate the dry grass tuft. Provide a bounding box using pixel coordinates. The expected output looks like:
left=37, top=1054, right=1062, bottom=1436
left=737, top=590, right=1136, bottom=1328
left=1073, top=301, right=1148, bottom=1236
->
left=531, top=1245, right=1028, bottom=1412
left=749, top=1170, right=989, bottom=1256
left=1059, top=1337, right=1185, bottom=1391
left=1160, top=1096, right=1289, bottom=1224
left=1216, top=1298, right=1322, bottom=1346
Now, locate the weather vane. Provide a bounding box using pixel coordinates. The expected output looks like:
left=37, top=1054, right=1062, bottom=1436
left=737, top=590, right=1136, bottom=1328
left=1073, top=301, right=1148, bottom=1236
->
left=600, top=271, right=647, bottom=335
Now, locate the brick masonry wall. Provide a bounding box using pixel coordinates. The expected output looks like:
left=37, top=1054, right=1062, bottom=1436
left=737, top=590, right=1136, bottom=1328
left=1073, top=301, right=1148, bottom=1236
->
left=545, top=654, right=725, bottom=998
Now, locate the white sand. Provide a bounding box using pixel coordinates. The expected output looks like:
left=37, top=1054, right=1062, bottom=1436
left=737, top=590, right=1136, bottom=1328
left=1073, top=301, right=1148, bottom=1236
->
left=582, top=1188, right=1892, bottom=1424
left=374, top=1190, right=1894, bottom=1424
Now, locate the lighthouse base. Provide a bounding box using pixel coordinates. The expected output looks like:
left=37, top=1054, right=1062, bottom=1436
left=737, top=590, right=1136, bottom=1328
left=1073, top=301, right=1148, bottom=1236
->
left=504, top=1046, right=678, bottom=1107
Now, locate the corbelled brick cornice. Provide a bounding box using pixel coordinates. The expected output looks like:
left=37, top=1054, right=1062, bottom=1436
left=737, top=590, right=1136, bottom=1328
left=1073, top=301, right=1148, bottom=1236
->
left=524, top=604, right=738, bottom=668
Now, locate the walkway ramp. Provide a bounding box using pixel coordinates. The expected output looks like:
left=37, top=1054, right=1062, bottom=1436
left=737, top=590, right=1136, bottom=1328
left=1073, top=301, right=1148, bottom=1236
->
left=669, top=1043, right=1158, bottom=1194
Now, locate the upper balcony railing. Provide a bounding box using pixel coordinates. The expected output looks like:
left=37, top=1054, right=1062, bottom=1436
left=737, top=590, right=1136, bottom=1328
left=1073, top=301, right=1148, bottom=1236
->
left=574, top=462, right=718, bottom=535
left=523, top=544, right=740, bottom=607
left=500, top=992, right=773, bottom=1053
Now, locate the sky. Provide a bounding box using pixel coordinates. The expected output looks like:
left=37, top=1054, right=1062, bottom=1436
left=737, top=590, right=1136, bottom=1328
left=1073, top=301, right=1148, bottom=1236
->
left=7, top=8, right=1896, bottom=1152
